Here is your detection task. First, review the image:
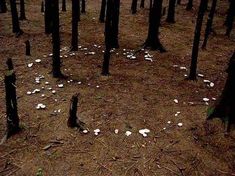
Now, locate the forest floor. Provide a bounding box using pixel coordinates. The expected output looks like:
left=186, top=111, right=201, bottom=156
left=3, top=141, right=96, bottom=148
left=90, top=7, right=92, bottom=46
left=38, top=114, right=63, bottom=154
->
left=0, top=0, right=235, bottom=175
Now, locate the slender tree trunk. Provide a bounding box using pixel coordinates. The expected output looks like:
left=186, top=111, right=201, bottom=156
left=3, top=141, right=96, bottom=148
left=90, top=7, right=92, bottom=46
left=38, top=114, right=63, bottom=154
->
left=207, top=52, right=235, bottom=132
left=166, top=0, right=176, bottom=23
left=225, top=0, right=235, bottom=37
left=51, top=0, right=63, bottom=78
left=78, top=0, right=80, bottom=21
left=71, top=0, right=79, bottom=51
left=0, top=0, right=7, bottom=13
left=144, top=0, right=166, bottom=52
left=140, top=0, right=145, bottom=8
left=131, top=0, right=138, bottom=14
left=9, top=0, right=23, bottom=36
left=111, top=0, right=120, bottom=48
left=62, top=0, right=66, bottom=11
left=25, top=40, right=31, bottom=56
left=99, top=0, right=106, bottom=23
left=186, top=0, right=193, bottom=10
left=188, top=0, right=208, bottom=80
left=81, top=0, right=86, bottom=13
left=45, top=0, right=52, bottom=34
left=102, top=0, right=113, bottom=76
left=19, top=0, right=26, bottom=20
left=5, top=58, right=20, bottom=139
left=202, top=0, right=217, bottom=49
left=41, top=1, right=44, bottom=13
left=150, top=0, right=153, bottom=9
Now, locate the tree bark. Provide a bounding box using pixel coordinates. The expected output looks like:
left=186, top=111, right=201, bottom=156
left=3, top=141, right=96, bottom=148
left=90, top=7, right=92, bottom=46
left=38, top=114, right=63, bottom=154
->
left=131, top=0, right=138, bottom=14
left=225, top=0, right=235, bottom=37
left=51, top=0, right=63, bottom=78
left=19, top=0, right=26, bottom=20
left=9, top=0, right=23, bottom=36
left=41, top=1, right=44, bottom=13
left=102, top=0, right=113, bottom=76
left=99, top=0, right=106, bottom=23
left=144, top=0, right=166, bottom=52
left=186, top=0, right=193, bottom=10
left=207, top=52, right=235, bottom=132
left=44, top=0, right=52, bottom=34
left=81, top=0, right=86, bottom=13
left=5, top=58, right=20, bottom=138
left=166, top=0, right=176, bottom=23
left=111, top=0, right=120, bottom=48
left=202, top=0, right=217, bottom=49
left=62, top=0, right=66, bottom=11
left=188, top=0, right=208, bottom=80
left=140, top=0, right=145, bottom=8
left=0, top=0, right=7, bottom=13
left=71, top=0, right=79, bottom=51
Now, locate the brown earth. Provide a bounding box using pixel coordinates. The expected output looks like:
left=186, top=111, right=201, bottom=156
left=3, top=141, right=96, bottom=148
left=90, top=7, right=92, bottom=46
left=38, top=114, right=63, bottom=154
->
left=0, top=0, right=234, bottom=175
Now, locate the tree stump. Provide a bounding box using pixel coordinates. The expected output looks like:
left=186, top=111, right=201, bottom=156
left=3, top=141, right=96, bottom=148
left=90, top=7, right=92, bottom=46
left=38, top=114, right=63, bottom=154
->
left=67, top=94, right=85, bottom=131
left=5, top=58, right=20, bottom=139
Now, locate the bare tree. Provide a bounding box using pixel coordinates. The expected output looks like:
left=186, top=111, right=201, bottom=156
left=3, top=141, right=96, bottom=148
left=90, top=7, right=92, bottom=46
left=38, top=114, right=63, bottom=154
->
left=0, top=0, right=7, bottom=13
left=99, top=0, right=106, bottom=23
left=71, top=0, right=79, bottom=51
left=131, top=0, right=138, bottom=14
left=225, top=0, right=235, bottom=37
left=51, top=0, right=64, bottom=78
left=9, top=0, right=23, bottom=36
left=202, top=0, right=217, bottom=49
left=188, top=0, right=208, bottom=80
left=166, top=0, right=176, bottom=23
left=207, top=52, right=235, bottom=132
left=186, top=0, right=193, bottom=10
left=19, top=0, right=26, bottom=20
left=144, top=0, right=166, bottom=52
left=45, top=0, right=52, bottom=34
left=62, top=0, right=66, bottom=11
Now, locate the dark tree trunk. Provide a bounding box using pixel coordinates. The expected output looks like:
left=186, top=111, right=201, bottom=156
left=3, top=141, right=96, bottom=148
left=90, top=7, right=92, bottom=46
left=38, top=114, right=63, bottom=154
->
left=81, top=0, right=86, bottom=13
left=51, top=0, right=63, bottom=78
left=0, top=0, right=7, bottom=13
left=202, top=0, right=217, bottom=49
left=67, top=94, right=85, bottom=130
left=25, top=40, right=30, bottom=56
left=5, top=58, right=20, bottom=139
left=177, top=0, right=181, bottom=5
left=111, top=0, right=120, bottom=48
left=62, top=0, right=66, bottom=11
left=188, top=0, right=208, bottom=80
left=71, top=0, right=79, bottom=51
left=41, top=1, right=44, bottom=13
left=78, top=0, right=80, bottom=21
left=166, top=0, right=176, bottom=23
left=186, top=0, right=193, bottom=10
left=102, top=0, right=113, bottom=76
left=140, top=0, right=145, bottom=8
left=44, top=0, right=52, bottom=34
left=99, top=0, right=106, bottom=23
left=207, top=52, right=235, bottom=132
left=144, top=0, right=166, bottom=52
left=19, top=0, right=26, bottom=20
left=9, top=0, right=23, bottom=36
left=150, top=0, right=152, bottom=9
left=225, top=0, right=235, bottom=37
left=131, top=0, right=138, bottom=14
